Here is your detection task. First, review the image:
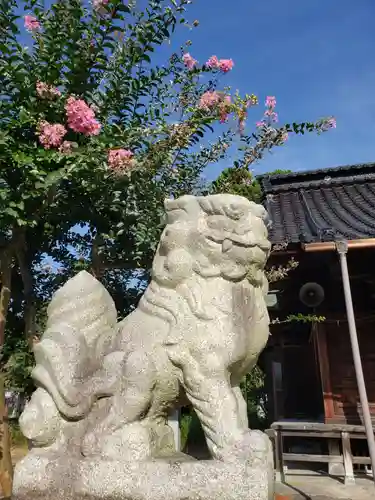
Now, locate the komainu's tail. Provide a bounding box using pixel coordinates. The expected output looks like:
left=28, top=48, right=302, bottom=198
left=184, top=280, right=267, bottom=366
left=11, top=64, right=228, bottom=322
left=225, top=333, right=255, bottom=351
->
left=31, top=270, right=119, bottom=419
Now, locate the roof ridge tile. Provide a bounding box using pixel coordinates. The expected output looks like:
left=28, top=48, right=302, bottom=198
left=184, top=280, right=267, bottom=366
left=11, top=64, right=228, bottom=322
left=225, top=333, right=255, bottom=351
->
left=258, top=162, right=375, bottom=194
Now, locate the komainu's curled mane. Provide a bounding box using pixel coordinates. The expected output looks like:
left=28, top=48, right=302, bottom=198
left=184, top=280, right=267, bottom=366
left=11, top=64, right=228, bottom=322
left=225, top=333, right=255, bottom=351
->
left=19, top=194, right=272, bottom=464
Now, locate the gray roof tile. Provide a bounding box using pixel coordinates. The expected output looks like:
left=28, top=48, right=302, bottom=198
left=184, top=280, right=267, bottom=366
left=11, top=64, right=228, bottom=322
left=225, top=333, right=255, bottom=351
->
left=257, top=163, right=375, bottom=243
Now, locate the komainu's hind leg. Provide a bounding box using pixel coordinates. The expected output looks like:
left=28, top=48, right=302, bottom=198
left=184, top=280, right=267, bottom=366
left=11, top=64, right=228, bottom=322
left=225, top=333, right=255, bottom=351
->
left=81, top=350, right=156, bottom=457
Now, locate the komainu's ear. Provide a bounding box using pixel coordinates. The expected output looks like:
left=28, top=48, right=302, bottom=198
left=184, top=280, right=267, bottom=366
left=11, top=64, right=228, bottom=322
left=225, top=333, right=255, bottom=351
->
left=164, top=195, right=201, bottom=220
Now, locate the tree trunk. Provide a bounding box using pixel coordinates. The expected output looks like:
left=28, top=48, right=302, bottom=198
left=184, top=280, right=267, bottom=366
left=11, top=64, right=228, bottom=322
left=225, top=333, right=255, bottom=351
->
left=0, top=251, right=12, bottom=348
left=0, top=250, right=14, bottom=497
left=0, top=376, right=12, bottom=498
left=15, top=246, right=36, bottom=350
left=91, top=233, right=104, bottom=279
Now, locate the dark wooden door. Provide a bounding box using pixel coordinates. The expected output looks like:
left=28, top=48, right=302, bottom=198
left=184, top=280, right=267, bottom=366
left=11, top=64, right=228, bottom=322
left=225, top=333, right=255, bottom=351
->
left=282, top=344, right=324, bottom=420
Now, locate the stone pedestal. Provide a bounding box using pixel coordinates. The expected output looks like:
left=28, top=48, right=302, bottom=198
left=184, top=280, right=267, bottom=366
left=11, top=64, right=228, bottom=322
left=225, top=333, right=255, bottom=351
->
left=13, top=452, right=273, bottom=500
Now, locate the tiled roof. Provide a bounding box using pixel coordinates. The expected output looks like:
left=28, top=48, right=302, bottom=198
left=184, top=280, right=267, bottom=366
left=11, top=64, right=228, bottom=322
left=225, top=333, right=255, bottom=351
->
left=257, top=163, right=375, bottom=244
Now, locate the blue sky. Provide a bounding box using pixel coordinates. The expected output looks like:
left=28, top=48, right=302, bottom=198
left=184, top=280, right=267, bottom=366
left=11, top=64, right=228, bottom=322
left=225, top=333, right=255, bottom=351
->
left=18, top=0, right=375, bottom=181
left=162, top=0, right=375, bottom=180
left=16, top=0, right=374, bottom=269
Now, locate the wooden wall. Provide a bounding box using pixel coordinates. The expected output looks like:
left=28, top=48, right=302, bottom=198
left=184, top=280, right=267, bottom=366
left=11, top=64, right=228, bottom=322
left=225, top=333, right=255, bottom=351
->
left=316, top=321, right=375, bottom=424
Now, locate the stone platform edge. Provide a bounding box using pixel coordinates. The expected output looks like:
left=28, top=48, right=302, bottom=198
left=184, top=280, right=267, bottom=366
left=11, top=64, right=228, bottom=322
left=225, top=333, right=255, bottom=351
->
left=12, top=452, right=272, bottom=500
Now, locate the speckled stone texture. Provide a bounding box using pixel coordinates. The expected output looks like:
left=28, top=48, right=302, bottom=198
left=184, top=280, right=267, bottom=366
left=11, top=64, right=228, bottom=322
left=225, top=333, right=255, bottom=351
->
left=14, top=194, right=273, bottom=500
left=13, top=453, right=272, bottom=500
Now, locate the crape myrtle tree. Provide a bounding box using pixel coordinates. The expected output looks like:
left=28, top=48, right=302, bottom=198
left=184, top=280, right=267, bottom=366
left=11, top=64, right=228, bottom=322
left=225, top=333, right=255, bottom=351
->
left=0, top=0, right=335, bottom=491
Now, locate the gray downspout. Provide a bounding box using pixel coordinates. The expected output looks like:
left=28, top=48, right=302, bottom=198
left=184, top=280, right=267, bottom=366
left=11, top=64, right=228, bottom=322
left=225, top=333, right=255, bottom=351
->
left=335, top=240, right=375, bottom=482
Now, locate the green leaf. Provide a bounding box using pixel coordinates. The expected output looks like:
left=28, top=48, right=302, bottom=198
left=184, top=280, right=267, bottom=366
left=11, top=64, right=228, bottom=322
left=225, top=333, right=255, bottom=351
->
left=18, top=108, right=30, bottom=124
left=35, top=168, right=67, bottom=189
left=117, top=4, right=131, bottom=13
left=5, top=207, right=18, bottom=218
left=0, top=132, right=10, bottom=145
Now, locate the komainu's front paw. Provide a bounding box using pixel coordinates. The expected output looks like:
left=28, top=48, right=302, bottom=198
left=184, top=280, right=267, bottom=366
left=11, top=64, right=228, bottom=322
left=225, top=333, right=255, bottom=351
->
left=20, top=388, right=62, bottom=447
left=216, top=429, right=272, bottom=465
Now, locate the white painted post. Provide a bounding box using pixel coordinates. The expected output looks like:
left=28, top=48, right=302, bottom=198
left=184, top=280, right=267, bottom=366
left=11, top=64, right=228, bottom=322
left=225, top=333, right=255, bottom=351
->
left=168, top=409, right=181, bottom=451
left=336, top=240, right=375, bottom=483
left=341, top=431, right=355, bottom=485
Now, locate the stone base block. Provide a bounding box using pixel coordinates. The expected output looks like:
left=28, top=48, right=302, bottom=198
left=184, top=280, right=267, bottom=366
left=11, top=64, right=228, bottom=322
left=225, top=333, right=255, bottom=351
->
left=13, top=452, right=273, bottom=500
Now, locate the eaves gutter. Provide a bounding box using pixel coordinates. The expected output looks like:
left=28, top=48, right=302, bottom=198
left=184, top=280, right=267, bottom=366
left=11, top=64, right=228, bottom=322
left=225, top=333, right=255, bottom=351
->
left=302, top=238, right=375, bottom=252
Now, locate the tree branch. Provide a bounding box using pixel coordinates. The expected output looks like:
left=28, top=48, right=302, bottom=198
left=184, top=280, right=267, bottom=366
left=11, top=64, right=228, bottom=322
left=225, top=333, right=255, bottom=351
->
left=90, top=233, right=104, bottom=279
left=15, top=239, right=36, bottom=350
left=0, top=249, right=12, bottom=349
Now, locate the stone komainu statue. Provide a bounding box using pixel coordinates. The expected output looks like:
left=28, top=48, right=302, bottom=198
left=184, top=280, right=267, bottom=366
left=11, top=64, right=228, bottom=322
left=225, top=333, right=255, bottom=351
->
left=14, top=194, right=273, bottom=500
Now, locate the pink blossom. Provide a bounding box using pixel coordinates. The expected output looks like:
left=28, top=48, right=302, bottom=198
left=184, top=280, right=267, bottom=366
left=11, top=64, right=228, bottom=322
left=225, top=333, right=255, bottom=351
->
left=256, top=121, right=265, bottom=128
left=238, top=110, right=248, bottom=133
left=108, top=149, right=134, bottom=172
left=198, top=91, right=221, bottom=110
left=206, top=56, right=234, bottom=72
left=59, top=141, right=76, bottom=153
left=218, top=59, right=234, bottom=73
left=38, top=121, right=67, bottom=149
left=65, top=96, right=101, bottom=136
left=93, top=0, right=109, bottom=11
left=36, top=81, right=61, bottom=100
left=206, top=55, right=220, bottom=69
left=223, top=95, right=231, bottom=105
left=323, top=117, right=336, bottom=130
left=182, top=53, right=197, bottom=70
left=219, top=95, right=232, bottom=123
left=265, top=96, right=276, bottom=109
left=238, top=119, right=246, bottom=134
left=264, top=109, right=278, bottom=123
left=24, top=15, right=40, bottom=32
left=220, top=112, right=229, bottom=123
